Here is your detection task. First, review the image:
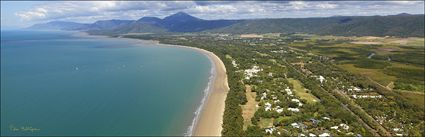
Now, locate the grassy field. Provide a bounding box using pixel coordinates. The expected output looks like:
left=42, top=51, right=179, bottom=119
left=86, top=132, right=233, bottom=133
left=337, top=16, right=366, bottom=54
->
left=241, top=85, right=259, bottom=130
left=258, top=118, right=274, bottom=128
left=396, top=91, right=425, bottom=110
left=288, top=78, right=319, bottom=104
left=289, top=35, right=424, bottom=93
left=337, top=64, right=397, bottom=86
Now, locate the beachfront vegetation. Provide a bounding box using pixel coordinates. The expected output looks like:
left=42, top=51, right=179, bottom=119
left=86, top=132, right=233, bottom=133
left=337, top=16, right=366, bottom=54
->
left=122, top=33, right=424, bottom=136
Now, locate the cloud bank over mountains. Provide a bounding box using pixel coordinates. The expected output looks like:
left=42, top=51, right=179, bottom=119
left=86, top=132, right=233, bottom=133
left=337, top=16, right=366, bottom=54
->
left=14, top=1, right=425, bottom=23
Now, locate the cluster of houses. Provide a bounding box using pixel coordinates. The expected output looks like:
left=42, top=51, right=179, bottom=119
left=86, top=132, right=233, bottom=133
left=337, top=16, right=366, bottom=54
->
left=285, top=119, right=356, bottom=137
left=284, top=87, right=302, bottom=112
left=259, top=84, right=362, bottom=137
left=330, top=123, right=350, bottom=133
left=351, top=94, right=383, bottom=99
left=340, top=86, right=384, bottom=100
left=374, top=115, right=406, bottom=136
left=288, top=122, right=333, bottom=137
left=265, top=124, right=334, bottom=137
left=265, top=126, right=281, bottom=135
left=244, top=65, right=263, bottom=80
left=263, top=102, right=285, bottom=113
left=393, top=128, right=404, bottom=136
left=241, top=62, right=365, bottom=136
left=261, top=91, right=285, bottom=114
left=271, top=50, right=287, bottom=54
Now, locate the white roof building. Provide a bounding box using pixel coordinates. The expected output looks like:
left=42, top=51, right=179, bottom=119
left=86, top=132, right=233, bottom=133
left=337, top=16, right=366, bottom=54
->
left=261, top=92, right=267, bottom=100
left=231, top=60, right=238, bottom=68
left=353, top=87, right=362, bottom=92
left=268, top=72, right=273, bottom=77
left=340, top=123, right=350, bottom=130
left=265, top=102, right=272, bottom=111
left=285, top=87, right=293, bottom=96
left=291, top=98, right=303, bottom=106
left=319, top=76, right=325, bottom=84
left=288, top=107, right=300, bottom=112
left=291, top=123, right=300, bottom=128
left=319, top=133, right=331, bottom=137
left=276, top=108, right=284, bottom=113
left=291, top=99, right=300, bottom=102
left=393, top=128, right=401, bottom=132
left=265, top=127, right=275, bottom=134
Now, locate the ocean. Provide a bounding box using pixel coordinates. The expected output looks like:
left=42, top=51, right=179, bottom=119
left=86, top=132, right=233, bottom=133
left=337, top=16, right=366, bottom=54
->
left=0, top=30, right=212, bottom=136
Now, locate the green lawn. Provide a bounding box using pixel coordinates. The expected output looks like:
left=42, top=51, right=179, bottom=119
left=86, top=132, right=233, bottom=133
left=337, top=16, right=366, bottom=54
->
left=288, top=78, right=319, bottom=104
left=258, top=118, right=274, bottom=128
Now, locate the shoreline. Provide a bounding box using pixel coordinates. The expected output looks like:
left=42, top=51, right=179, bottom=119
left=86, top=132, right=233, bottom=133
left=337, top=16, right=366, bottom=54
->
left=78, top=32, right=229, bottom=136
left=140, top=39, right=229, bottom=136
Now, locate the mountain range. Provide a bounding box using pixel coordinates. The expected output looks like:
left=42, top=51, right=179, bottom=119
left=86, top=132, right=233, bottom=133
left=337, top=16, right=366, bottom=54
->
left=28, top=12, right=424, bottom=37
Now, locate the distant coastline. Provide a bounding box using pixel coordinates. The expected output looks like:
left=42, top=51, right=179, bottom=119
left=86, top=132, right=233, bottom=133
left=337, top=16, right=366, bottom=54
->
left=79, top=32, right=229, bottom=136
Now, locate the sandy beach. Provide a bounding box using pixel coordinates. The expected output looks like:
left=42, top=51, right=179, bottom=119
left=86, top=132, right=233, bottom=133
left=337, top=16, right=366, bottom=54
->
left=158, top=43, right=229, bottom=136
left=81, top=32, right=229, bottom=136
left=186, top=47, right=229, bottom=136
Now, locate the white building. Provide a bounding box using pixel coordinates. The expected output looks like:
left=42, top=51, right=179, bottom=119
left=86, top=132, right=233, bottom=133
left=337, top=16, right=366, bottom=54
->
left=291, top=98, right=303, bottom=106
left=319, top=76, right=325, bottom=84
left=288, top=107, right=300, bottom=112
left=340, top=123, right=350, bottom=130
left=319, top=133, right=330, bottom=137
left=265, top=127, right=275, bottom=134
left=276, top=108, right=284, bottom=113
left=285, top=87, right=293, bottom=96
left=261, top=92, right=267, bottom=100
left=291, top=123, right=300, bottom=128
left=265, top=102, right=272, bottom=111
left=231, top=60, right=238, bottom=68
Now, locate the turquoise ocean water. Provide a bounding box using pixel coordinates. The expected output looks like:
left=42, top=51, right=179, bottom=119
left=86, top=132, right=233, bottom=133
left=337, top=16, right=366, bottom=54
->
left=0, top=30, right=212, bottom=136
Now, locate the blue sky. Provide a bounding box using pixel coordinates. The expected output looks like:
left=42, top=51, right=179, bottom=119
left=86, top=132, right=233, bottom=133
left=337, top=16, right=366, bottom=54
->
left=1, top=1, right=424, bottom=29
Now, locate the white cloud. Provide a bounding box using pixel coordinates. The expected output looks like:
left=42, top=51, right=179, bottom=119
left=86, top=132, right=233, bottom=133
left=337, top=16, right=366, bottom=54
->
left=13, top=1, right=425, bottom=24
left=289, top=1, right=310, bottom=10
left=316, top=3, right=338, bottom=9
left=387, top=1, right=421, bottom=5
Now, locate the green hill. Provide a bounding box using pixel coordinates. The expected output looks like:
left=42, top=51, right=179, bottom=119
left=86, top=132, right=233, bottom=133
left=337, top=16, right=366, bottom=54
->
left=208, top=14, right=424, bottom=37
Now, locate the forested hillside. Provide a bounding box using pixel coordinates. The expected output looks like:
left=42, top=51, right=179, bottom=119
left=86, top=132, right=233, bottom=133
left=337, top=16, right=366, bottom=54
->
left=209, top=14, right=424, bottom=37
